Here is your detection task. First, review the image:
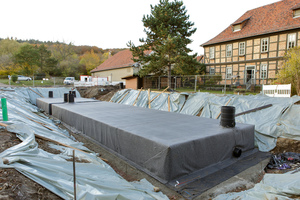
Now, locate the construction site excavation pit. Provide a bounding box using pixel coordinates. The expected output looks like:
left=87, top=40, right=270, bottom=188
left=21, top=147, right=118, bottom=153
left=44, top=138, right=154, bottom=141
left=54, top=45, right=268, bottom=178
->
left=37, top=97, right=269, bottom=199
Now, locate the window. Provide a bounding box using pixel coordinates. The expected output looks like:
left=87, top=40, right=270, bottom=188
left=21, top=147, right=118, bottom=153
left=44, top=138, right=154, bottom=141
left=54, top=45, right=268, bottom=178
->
left=287, top=33, right=296, bottom=49
left=260, top=64, right=267, bottom=79
left=209, top=47, right=215, bottom=59
left=226, top=44, right=232, bottom=57
left=210, top=68, right=215, bottom=75
left=233, top=24, right=241, bottom=32
left=293, top=9, right=300, bottom=18
left=261, top=38, right=268, bottom=52
left=226, top=67, right=232, bottom=79
left=239, top=42, right=245, bottom=55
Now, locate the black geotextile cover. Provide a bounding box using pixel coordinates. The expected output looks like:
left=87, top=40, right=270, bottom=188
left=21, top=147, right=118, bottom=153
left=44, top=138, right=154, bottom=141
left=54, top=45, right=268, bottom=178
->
left=49, top=100, right=255, bottom=183
left=36, top=98, right=98, bottom=114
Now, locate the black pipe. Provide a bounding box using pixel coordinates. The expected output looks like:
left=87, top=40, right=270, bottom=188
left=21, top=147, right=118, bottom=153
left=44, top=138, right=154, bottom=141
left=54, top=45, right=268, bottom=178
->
left=220, top=106, right=235, bottom=128
left=69, top=93, right=74, bottom=103
left=64, top=93, right=68, bottom=102
left=233, top=147, right=242, bottom=157
left=48, top=91, right=53, bottom=98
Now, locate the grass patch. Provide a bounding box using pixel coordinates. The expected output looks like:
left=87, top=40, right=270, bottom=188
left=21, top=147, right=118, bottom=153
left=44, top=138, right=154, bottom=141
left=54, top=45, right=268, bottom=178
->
left=0, top=79, right=64, bottom=87
left=151, top=87, right=259, bottom=95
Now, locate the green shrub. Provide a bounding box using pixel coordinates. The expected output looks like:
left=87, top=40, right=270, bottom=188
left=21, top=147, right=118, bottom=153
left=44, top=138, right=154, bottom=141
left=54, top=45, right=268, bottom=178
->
left=234, top=88, right=247, bottom=93
left=204, top=74, right=222, bottom=85
left=11, top=74, right=18, bottom=82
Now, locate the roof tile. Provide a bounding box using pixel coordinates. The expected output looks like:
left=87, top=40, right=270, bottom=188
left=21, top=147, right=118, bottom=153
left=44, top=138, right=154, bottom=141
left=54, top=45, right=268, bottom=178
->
left=91, top=49, right=135, bottom=73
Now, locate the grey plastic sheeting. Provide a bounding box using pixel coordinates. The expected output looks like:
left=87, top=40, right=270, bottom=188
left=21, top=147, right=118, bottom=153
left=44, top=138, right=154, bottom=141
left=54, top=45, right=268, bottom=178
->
left=36, top=97, right=99, bottom=114
left=214, top=169, right=300, bottom=200
left=0, top=87, right=168, bottom=200
left=111, top=90, right=300, bottom=152
left=50, top=100, right=255, bottom=183
left=111, top=89, right=186, bottom=112
left=25, top=87, right=81, bottom=105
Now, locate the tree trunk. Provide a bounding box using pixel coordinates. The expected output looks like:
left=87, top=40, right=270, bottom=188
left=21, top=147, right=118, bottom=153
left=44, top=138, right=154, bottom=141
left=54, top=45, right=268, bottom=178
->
left=168, top=65, right=171, bottom=91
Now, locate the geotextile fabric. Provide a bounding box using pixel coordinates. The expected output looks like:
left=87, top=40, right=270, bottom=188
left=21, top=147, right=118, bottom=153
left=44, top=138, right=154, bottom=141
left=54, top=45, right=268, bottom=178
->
left=112, top=90, right=300, bottom=152
left=50, top=101, right=255, bottom=182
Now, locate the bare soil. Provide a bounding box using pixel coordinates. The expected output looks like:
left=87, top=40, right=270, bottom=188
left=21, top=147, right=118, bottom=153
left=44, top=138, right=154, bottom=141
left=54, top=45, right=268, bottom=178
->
left=271, top=137, right=300, bottom=154
left=76, top=85, right=120, bottom=101
left=0, top=130, right=62, bottom=200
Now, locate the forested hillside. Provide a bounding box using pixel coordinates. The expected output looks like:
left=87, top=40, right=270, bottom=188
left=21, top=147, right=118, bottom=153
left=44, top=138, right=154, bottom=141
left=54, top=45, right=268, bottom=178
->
left=0, top=37, right=126, bottom=78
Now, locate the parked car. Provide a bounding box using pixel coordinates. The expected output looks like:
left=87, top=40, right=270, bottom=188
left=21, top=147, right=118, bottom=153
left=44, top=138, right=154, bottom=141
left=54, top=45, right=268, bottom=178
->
left=18, top=75, right=32, bottom=81
left=63, top=77, right=75, bottom=85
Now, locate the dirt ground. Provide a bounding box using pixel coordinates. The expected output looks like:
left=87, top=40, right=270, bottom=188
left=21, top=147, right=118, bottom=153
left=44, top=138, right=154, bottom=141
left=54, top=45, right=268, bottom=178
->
left=76, top=85, right=120, bottom=102
left=0, top=130, right=62, bottom=200
left=271, top=137, right=300, bottom=154
left=0, top=86, right=300, bottom=200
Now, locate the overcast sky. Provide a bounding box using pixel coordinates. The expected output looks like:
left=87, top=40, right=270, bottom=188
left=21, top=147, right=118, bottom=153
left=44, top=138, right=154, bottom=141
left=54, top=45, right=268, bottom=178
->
left=1, top=0, right=278, bottom=55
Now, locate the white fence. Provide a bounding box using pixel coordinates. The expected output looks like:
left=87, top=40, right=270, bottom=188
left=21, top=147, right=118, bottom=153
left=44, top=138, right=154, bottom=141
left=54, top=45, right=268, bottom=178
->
left=262, top=84, right=291, bottom=97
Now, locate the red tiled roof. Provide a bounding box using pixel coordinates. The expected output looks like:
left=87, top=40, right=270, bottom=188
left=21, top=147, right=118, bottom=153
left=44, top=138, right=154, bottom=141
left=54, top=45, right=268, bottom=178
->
left=196, top=55, right=204, bottom=62
left=202, top=0, right=300, bottom=46
left=91, top=49, right=135, bottom=73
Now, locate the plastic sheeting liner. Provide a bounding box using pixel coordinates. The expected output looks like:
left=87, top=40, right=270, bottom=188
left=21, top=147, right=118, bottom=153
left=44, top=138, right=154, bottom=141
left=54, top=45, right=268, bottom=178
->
left=49, top=100, right=256, bottom=183
left=214, top=169, right=300, bottom=200
left=0, top=87, right=168, bottom=200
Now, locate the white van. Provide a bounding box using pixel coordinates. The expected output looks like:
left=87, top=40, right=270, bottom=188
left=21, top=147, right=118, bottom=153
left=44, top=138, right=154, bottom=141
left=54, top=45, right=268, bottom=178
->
left=63, top=77, right=75, bottom=85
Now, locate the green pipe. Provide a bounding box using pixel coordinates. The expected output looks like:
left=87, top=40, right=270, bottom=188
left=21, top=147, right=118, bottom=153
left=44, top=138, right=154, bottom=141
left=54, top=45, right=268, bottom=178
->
left=1, top=98, right=8, bottom=121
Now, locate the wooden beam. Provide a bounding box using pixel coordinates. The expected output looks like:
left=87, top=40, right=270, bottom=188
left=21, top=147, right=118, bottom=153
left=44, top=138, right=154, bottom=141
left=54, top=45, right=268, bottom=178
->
left=117, top=92, right=129, bottom=103
left=150, top=86, right=169, bottom=103
left=22, top=85, right=44, bottom=97
left=148, top=88, right=151, bottom=109
left=133, top=88, right=143, bottom=106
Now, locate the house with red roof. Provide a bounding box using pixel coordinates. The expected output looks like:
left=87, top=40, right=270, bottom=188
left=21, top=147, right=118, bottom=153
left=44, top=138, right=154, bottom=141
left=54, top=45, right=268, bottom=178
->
left=91, top=49, right=152, bottom=89
left=91, top=49, right=137, bottom=83
left=201, top=0, right=300, bottom=88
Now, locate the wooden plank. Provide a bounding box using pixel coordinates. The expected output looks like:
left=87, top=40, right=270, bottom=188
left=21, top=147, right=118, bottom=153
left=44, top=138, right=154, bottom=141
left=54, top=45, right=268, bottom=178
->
left=133, top=88, right=143, bottom=106
left=150, top=86, right=169, bottom=103
left=22, top=85, right=44, bottom=97
left=148, top=88, right=151, bottom=109
left=117, top=92, right=129, bottom=103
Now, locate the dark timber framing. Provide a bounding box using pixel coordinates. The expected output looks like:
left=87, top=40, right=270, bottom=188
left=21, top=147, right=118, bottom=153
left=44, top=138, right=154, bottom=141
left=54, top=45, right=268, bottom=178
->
left=202, top=28, right=300, bottom=86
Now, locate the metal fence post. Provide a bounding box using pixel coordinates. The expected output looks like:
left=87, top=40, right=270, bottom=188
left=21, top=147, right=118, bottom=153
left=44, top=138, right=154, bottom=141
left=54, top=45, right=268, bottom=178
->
left=54, top=77, right=56, bottom=87
left=224, top=71, right=227, bottom=95
left=194, top=75, right=197, bottom=92
left=174, top=77, right=177, bottom=91
left=33, top=75, right=35, bottom=87
left=158, top=76, right=160, bottom=90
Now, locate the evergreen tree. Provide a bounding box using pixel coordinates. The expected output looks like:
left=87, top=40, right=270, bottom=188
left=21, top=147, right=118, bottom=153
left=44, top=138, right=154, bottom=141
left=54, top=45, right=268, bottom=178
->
left=128, top=0, right=199, bottom=89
